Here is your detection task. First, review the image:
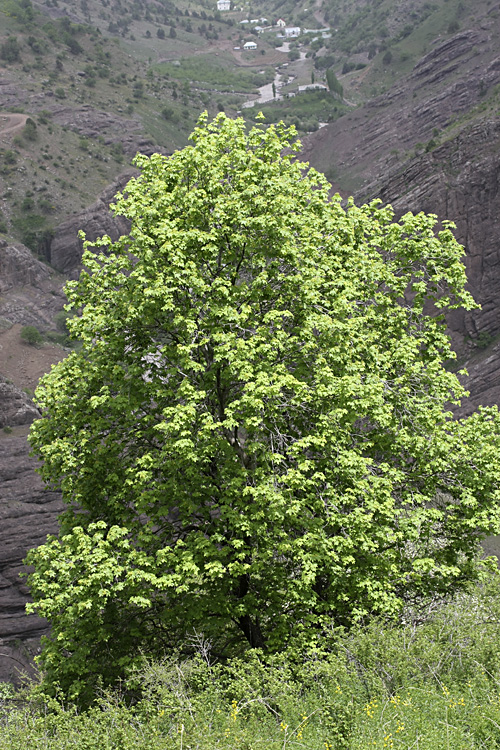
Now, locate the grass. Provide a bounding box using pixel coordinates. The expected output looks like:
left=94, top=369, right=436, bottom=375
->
left=248, top=89, right=348, bottom=131
left=154, top=53, right=271, bottom=92
left=3, top=574, right=500, bottom=748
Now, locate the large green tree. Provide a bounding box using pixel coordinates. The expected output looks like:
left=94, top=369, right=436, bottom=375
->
left=27, top=114, right=500, bottom=701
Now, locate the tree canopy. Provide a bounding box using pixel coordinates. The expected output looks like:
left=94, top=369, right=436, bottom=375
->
left=27, top=113, right=500, bottom=702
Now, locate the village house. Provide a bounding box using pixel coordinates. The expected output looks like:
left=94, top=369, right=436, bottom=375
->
left=284, top=26, right=301, bottom=37
left=276, top=18, right=286, bottom=27
left=216, top=0, right=230, bottom=10
left=243, top=40, right=257, bottom=50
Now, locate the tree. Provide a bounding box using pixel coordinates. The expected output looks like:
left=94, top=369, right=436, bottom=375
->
left=326, top=67, right=343, bottom=98
left=23, top=117, right=38, bottom=141
left=0, top=36, right=21, bottom=63
left=27, top=113, right=500, bottom=702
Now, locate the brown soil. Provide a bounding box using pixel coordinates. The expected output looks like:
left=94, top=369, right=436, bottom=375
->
left=0, top=324, right=66, bottom=393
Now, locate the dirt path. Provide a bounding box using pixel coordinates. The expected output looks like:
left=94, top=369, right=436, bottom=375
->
left=0, top=113, right=29, bottom=139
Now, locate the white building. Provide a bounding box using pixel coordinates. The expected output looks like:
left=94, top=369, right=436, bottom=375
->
left=217, top=0, right=230, bottom=10
left=276, top=18, right=286, bottom=27
left=243, top=40, right=257, bottom=50
left=285, top=26, right=301, bottom=37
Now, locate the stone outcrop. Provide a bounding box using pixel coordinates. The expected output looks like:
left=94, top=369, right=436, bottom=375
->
left=0, top=377, right=40, bottom=429
left=0, top=432, right=63, bottom=682
left=352, top=117, right=500, bottom=417
left=0, top=239, right=65, bottom=328
left=0, top=239, right=52, bottom=294
left=357, top=117, right=500, bottom=345
left=49, top=105, right=157, bottom=158
left=47, top=169, right=135, bottom=274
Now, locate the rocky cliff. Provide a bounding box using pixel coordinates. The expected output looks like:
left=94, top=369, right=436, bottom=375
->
left=303, top=23, right=500, bottom=188
left=0, top=239, right=66, bottom=680
left=47, top=168, right=135, bottom=274
left=304, top=14, right=500, bottom=416
left=0, top=431, right=63, bottom=683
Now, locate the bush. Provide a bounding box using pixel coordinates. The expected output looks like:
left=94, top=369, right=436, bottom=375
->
left=23, top=118, right=38, bottom=141
left=20, top=325, right=42, bottom=346
left=0, top=37, right=21, bottom=63
left=3, top=150, right=16, bottom=166
left=5, top=577, right=500, bottom=745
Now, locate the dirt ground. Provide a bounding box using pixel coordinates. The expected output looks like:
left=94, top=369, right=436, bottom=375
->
left=0, top=324, right=66, bottom=393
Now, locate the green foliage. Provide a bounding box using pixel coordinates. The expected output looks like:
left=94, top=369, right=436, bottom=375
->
left=27, top=114, right=500, bottom=702
left=161, top=104, right=179, bottom=122
left=20, top=324, right=42, bottom=346
left=0, top=36, right=21, bottom=63
left=2, top=0, right=34, bottom=26
left=12, top=213, right=51, bottom=252
left=22, top=117, right=37, bottom=142
left=326, top=67, right=343, bottom=98
left=247, top=90, right=347, bottom=132
left=6, top=578, right=500, bottom=744
left=2, top=149, right=16, bottom=165
left=155, top=55, right=271, bottom=93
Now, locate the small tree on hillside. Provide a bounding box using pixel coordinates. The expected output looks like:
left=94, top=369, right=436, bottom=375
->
left=0, top=36, right=21, bottom=63
left=27, top=114, right=500, bottom=703
left=326, top=67, right=343, bottom=98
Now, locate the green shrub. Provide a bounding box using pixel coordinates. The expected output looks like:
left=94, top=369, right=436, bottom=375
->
left=0, top=37, right=21, bottom=63
left=5, top=578, right=500, bottom=747
left=23, top=118, right=38, bottom=141
left=20, top=325, right=42, bottom=346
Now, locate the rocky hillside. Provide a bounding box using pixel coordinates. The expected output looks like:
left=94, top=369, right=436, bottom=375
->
left=1, top=0, right=500, bottom=681
left=303, top=3, right=500, bottom=415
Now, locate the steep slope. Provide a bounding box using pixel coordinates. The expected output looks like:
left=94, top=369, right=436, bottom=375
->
left=303, top=6, right=500, bottom=416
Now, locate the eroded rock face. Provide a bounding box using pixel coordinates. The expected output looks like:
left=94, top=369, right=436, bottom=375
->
left=0, top=378, right=40, bottom=429
left=49, top=105, right=156, bottom=159
left=0, top=432, right=63, bottom=681
left=357, top=118, right=500, bottom=341
left=0, top=240, right=65, bottom=329
left=0, top=239, right=52, bottom=294
left=48, top=169, right=135, bottom=274
left=303, top=15, right=500, bottom=418
left=303, top=25, right=500, bottom=188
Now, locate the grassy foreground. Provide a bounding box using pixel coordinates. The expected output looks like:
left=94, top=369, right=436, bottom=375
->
left=3, top=573, right=500, bottom=749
